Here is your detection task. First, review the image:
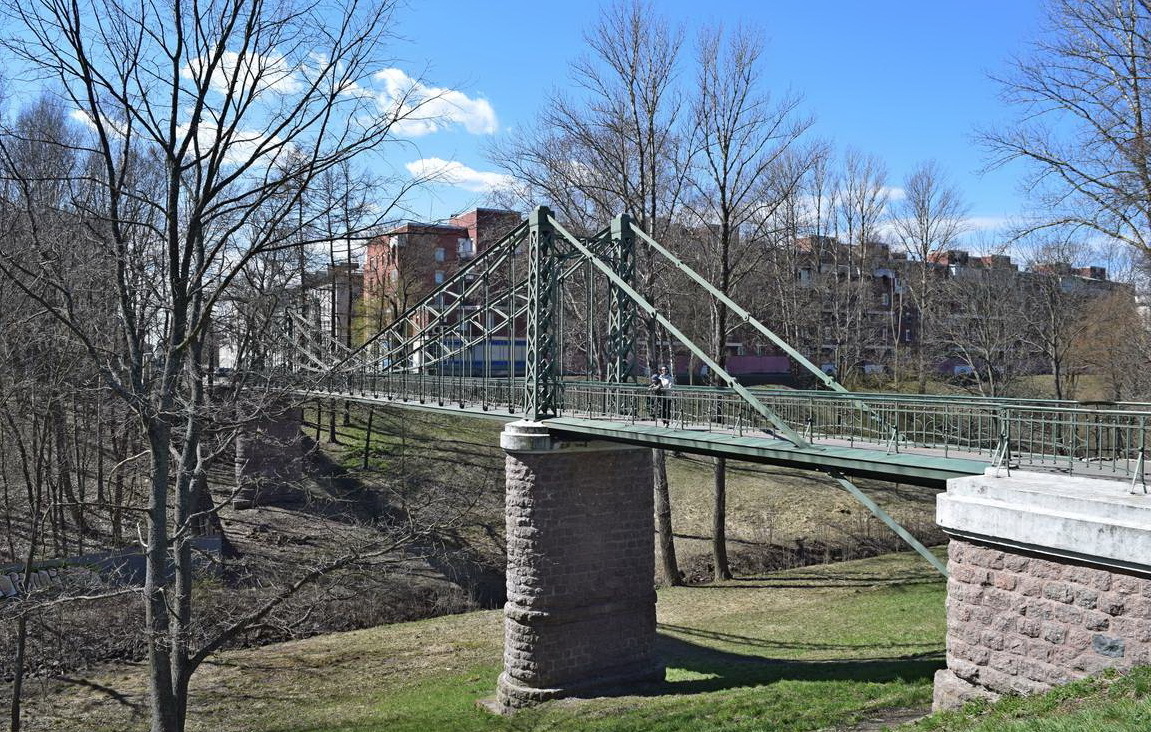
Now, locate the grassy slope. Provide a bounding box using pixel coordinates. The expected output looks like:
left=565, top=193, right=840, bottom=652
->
left=24, top=397, right=1136, bottom=729
left=21, top=551, right=946, bottom=732
left=665, top=455, right=942, bottom=577
left=318, top=404, right=943, bottom=577
left=913, top=668, right=1151, bottom=732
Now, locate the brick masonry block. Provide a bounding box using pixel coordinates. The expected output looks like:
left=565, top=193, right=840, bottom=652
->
left=938, top=537, right=1151, bottom=709
left=497, top=439, right=660, bottom=713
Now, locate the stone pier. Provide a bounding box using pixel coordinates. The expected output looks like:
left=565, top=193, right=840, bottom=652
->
left=934, top=469, right=1151, bottom=710
left=496, top=421, right=661, bottom=712
left=233, top=404, right=304, bottom=509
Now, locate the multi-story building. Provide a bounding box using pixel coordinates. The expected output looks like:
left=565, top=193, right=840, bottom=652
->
left=360, top=208, right=524, bottom=374
left=301, top=262, right=364, bottom=350
left=363, top=208, right=521, bottom=328
left=676, top=233, right=1126, bottom=386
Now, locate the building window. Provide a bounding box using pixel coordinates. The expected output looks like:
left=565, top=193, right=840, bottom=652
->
left=457, top=238, right=474, bottom=258
left=434, top=270, right=445, bottom=284
left=435, top=247, right=445, bottom=262
left=881, top=292, right=891, bottom=306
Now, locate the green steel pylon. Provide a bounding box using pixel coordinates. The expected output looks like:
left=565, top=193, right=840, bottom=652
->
left=524, top=206, right=561, bottom=420
left=606, top=213, right=637, bottom=384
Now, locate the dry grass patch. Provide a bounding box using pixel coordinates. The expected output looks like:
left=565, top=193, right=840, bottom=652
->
left=16, top=551, right=947, bottom=732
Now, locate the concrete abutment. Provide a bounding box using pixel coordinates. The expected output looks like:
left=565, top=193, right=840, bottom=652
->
left=496, top=421, right=661, bottom=713
left=934, top=469, right=1151, bottom=710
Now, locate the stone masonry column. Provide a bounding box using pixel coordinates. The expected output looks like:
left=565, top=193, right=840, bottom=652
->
left=934, top=468, right=1151, bottom=710
left=496, top=421, right=661, bottom=712
left=233, top=404, right=304, bottom=509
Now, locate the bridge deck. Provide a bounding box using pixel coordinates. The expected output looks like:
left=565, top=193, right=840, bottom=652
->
left=302, top=389, right=994, bottom=487
left=546, top=417, right=987, bottom=487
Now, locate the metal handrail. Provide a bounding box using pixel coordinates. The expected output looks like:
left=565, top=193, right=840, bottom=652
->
left=301, top=374, right=1151, bottom=481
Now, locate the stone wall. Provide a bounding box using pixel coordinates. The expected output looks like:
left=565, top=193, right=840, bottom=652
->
left=496, top=421, right=660, bottom=712
left=233, top=405, right=303, bottom=509
left=936, top=537, right=1151, bottom=708
left=934, top=469, right=1151, bottom=709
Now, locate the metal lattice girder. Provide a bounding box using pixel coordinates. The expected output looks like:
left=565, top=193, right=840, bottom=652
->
left=606, top=214, right=637, bottom=384
left=283, top=309, right=357, bottom=373
left=524, top=206, right=561, bottom=419
left=339, top=221, right=530, bottom=378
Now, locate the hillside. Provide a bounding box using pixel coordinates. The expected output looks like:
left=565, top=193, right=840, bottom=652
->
left=322, top=403, right=946, bottom=583
left=18, top=551, right=948, bottom=731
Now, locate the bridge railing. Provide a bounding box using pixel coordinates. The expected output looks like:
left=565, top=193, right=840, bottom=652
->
left=301, top=374, right=1151, bottom=481
left=559, top=383, right=1151, bottom=479
left=740, top=388, right=1150, bottom=479
left=315, top=371, right=525, bottom=415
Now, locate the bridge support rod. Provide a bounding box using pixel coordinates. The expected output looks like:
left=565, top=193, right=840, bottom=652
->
left=496, top=421, right=661, bottom=712
left=829, top=470, right=949, bottom=577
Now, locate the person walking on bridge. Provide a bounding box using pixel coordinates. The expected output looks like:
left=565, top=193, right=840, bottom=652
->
left=649, top=365, right=675, bottom=426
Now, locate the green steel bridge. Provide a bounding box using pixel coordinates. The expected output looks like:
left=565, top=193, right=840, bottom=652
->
left=283, top=207, right=1151, bottom=575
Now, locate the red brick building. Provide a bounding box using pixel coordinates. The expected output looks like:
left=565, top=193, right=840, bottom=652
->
left=363, top=208, right=521, bottom=328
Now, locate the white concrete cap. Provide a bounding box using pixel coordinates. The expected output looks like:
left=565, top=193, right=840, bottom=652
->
left=499, top=420, right=652, bottom=454
left=500, top=420, right=554, bottom=453
left=938, top=469, right=1151, bottom=574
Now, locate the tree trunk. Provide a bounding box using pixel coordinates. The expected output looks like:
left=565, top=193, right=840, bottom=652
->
left=1052, top=352, right=1065, bottom=401
left=709, top=294, right=733, bottom=581
left=362, top=407, right=374, bottom=471
left=189, top=469, right=224, bottom=538
left=652, top=449, right=681, bottom=586
left=145, top=424, right=179, bottom=732
left=712, top=455, right=731, bottom=581
left=10, top=614, right=26, bottom=732
left=10, top=534, right=39, bottom=732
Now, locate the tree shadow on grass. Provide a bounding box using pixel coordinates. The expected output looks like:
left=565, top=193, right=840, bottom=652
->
left=728, top=565, right=945, bottom=587
left=53, top=674, right=147, bottom=713
left=592, top=631, right=943, bottom=699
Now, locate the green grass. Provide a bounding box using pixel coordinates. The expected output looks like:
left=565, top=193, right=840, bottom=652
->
left=19, top=549, right=1151, bottom=731
left=913, top=667, right=1151, bottom=731
left=21, top=551, right=947, bottom=732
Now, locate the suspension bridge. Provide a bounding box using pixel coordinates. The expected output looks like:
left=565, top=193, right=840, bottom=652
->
left=277, top=206, right=1149, bottom=570
left=262, top=206, right=1151, bottom=711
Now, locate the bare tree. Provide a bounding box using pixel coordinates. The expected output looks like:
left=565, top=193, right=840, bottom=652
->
left=890, top=161, right=970, bottom=393
left=491, top=0, right=689, bottom=585
left=833, top=151, right=892, bottom=382
left=757, top=144, right=835, bottom=367
left=1018, top=237, right=1095, bottom=400
left=1070, top=288, right=1151, bottom=400
left=936, top=265, right=1029, bottom=396
left=684, top=23, right=812, bottom=581
left=0, top=2, right=436, bottom=730
left=983, top=0, right=1151, bottom=257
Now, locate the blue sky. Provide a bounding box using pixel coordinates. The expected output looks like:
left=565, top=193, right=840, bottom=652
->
left=386, top=0, right=1045, bottom=242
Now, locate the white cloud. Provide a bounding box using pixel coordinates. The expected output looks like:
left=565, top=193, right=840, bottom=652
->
left=375, top=68, right=497, bottom=137
left=182, top=51, right=303, bottom=97
left=964, top=216, right=1011, bottom=232
left=880, top=185, right=906, bottom=202
left=69, top=109, right=131, bottom=138
left=405, top=158, right=513, bottom=193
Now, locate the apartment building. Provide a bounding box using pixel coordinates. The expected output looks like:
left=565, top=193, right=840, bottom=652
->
left=363, top=208, right=521, bottom=328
